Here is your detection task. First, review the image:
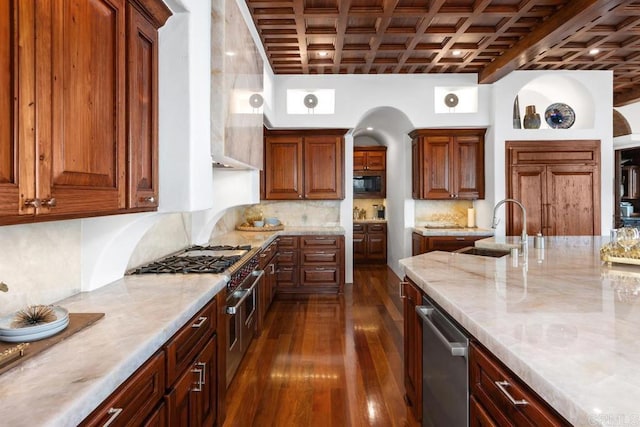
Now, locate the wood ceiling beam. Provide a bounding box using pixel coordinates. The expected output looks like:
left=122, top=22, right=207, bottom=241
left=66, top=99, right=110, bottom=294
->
left=292, top=0, right=309, bottom=74
left=479, top=0, right=628, bottom=84
left=615, top=87, right=640, bottom=107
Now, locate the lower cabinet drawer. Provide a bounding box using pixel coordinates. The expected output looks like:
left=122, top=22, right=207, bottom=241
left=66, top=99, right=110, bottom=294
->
left=81, top=351, right=166, bottom=427
left=300, top=235, right=341, bottom=248
left=300, top=249, right=339, bottom=264
left=277, top=250, right=297, bottom=264
left=300, top=266, right=340, bottom=286
left=165, top=300, right=217, bottom=385
left=470, top=342, right=570, bottom=426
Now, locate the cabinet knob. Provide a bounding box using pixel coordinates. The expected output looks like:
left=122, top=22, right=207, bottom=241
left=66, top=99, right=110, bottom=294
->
left=140, top=196, right=156, bottom=204
left=23, top=198, right=41, bottom=208
left=298, top=194, right=303, bottom=199
left=41, top=198, right=57, bottom=207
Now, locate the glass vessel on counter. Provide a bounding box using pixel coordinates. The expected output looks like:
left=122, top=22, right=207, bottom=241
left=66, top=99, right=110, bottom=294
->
left=617, top=227, right=639, bottom=252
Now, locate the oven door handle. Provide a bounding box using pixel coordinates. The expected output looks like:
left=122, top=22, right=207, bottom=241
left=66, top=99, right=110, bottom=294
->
left=416, top=305, right=467, bottom=357
left=226, top=270, right=264, bottom=315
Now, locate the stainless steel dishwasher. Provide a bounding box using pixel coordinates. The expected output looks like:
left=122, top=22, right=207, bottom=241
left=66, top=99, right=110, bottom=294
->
left=416, top=296, right=469, bottom=427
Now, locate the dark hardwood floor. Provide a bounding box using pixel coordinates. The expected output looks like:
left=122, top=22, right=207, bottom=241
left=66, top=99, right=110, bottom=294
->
left=223, top=265, right=419, bottom=427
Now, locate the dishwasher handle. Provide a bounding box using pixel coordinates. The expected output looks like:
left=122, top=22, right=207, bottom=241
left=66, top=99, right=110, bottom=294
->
left=416, top=305, right=468, bottom=357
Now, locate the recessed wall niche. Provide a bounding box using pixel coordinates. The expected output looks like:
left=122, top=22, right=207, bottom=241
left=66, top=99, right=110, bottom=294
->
left=513, top=75, right=595, bottom=130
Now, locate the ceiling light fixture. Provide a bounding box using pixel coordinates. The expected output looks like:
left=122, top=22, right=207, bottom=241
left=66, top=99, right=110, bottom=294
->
left=452, top=50, right=461, bottom=56
left=589, top=48, right=600, bottom=55
left=318, top=51, right=328, bottom=57
left=366, top=127, right=373, bottom=131
left=225, top=51, right=236, bottom=56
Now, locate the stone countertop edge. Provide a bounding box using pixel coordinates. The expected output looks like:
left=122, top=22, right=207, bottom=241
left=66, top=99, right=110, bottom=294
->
left=353, top=219, right=387, bottom=223
left=398, top=236, right=638, bottom=427
left=412, top=226, right=495, bottom=236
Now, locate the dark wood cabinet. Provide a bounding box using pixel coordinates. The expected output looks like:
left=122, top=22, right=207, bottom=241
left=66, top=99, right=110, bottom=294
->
left=470, top=342, right=571, bottom=426
left=167, top=335, right=217, bottom=427
left=411, top=233, right=486, bottom=256
left=353, top=222, right=387, bottom=264
left=81, top=351, right=166, bottom=427
left=507, top=140, right=601, bottom=236
left=263, top=129, right=346, bottom=200
left=127, top=2, right=161, bottom=209
left=0, top=0, right=170, bottom=225
left=354, top=146, right=386, bottom=171
left=622, top=165, right=640, bottom=199
left=276, top=235, right=345, bottom=294
left=410, top=128, right=485, bottom=200
left=401, top=277, right=423, bottom=421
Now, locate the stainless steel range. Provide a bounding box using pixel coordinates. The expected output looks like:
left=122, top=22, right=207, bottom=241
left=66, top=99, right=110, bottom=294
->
left=129, top=244, right=263, bottom=387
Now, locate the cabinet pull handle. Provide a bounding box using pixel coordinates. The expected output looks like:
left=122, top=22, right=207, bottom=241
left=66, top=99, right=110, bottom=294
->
left=191, top=366, right=204, bottom=392
left=455, top=237, right=465, bottom=240
left=191, top=316, right=207, bottom=328
left=494, top=380, right=528, bottom=406
left=196, top=361, right=206, bottom=386
left=260, top=253, right=267, bottom=258
left=270, top=264, right=276, bottom=274
left=103, top=408, right=123, bottom=427
left=399, top=281, right=407, bottom=299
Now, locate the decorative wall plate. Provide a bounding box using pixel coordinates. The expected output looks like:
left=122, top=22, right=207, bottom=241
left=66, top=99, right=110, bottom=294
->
left=544, top=103, right=575, bottom=129
left=444, top=93, right=459, bottom=108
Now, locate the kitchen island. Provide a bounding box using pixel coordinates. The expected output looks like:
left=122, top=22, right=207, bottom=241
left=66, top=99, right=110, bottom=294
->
left=0, top=226, right=343, bottom=426
left=400, top=236, right=640, bottom=427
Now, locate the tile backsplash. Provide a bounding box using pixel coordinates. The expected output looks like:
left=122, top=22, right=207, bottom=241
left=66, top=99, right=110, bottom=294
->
left=415, top=200, right=473, bottom=226
left=253, top=201, right=340, bottom=226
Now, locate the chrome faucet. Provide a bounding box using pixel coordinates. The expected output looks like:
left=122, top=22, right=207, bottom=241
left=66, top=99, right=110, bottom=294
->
left=492, top=198, right=528, bottom=249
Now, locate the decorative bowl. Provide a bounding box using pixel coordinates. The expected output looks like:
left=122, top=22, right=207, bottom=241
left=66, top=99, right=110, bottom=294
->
left=253, top=220, right=264, bottom=227
left=265, top=217, right=280, bottom=226
left=544, top=103, right=575, bottom=129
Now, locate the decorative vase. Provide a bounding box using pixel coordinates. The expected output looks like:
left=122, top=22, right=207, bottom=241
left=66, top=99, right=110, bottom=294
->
left=523, top=105, right=541, bottom=129
left=513, top=96, right=522, bottom=129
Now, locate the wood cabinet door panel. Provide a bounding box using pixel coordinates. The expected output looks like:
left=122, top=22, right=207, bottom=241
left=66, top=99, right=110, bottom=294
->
left=367, top=223, right=386, bottom=233
left=42, top=0, right=126, bottom=214
left=276, top=266, right=298, bottom=287
left=277, top=235, right=298, bottom=248
left=427, top=236, right=482, bottom=252
left=265, top=136, right=303, bottom=199
left=127, top=3, right=158, bottom=209
left=304, top=135, right=344, bottom=199
left=412, top=232, right=426, bottom=256
left=455, top=135, right=484, bottom=199
left=0, top=0, right=24, bottom=216
left=546, top=165, right=600, bottom=236
left=365, top=150, right=385, bottom=170
left=403, top=278, right=423, bottom=420
left=277, top=249, right=297, bottom=265
left=423, top=137, right=453, bottom=199
left=411, top=139, right=422, bottom=199
left=470, top=395, right=498, bottom=427
left=353, top=232, right=366, bottom=261
left=509, top=165, right=545, bottom=237
left=353, top=151, right=366, bottom=170
left=366, top=233, right=387, bottom=261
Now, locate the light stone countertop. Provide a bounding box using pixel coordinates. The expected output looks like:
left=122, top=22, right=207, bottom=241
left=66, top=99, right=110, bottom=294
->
left=412, top=226, right=495, bottom=236
left=399, top=236, right=640, bottom=427
left=0, top=225, right=344, bottom=426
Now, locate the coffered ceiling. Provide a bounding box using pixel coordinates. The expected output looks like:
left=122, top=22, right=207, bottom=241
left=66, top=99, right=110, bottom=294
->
left=245, top=0, right=640, bottom=107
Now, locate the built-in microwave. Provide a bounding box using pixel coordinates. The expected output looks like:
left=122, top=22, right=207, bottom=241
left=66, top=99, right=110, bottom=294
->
left=353, top=172, right=385, bottom=198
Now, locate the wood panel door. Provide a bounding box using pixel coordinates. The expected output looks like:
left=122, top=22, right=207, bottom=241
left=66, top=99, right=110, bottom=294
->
left=367, top=232, right=387, bottom=262
left=546, top=165, right=600, bottom=236
left=402, top=278, right=422, bottom=421
left=353, top=232, right=366, bottom=262
left=127, top=3, right=158, bottom=210
left=264, top=135, right=303, bottom=199
left=37, top=0, right=126, bottom=215
left=304, top=135, right=344, bottom=199
left=411, top=138, right=422, bottom=199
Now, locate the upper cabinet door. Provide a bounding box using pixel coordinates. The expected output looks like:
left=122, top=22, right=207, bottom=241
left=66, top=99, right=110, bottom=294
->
left=264, top=135, right=304, bottom=199
left=454, top=134, right=484, bottom=199
left=364, top=150, right=385, bottom=171
left=38, top=0, right=126, bottom=215
left=304, top=135, right=344, bottom=200
left=127, top=3, right=158, bottom=209
left=353, top=151, right=366, bottom=171
left=422, top=135, right=454, bottom=199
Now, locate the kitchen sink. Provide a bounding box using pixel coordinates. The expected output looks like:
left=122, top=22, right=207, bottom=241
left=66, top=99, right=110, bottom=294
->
left=454, top=246, right=511, bottom=258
